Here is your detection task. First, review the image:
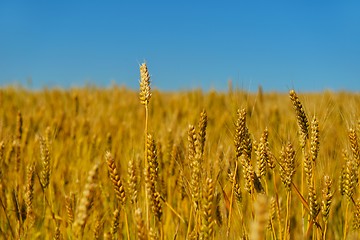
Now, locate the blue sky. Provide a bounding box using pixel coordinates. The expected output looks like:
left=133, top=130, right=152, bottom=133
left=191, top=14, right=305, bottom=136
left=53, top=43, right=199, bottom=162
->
left=0, top=1, right=359, bottom=92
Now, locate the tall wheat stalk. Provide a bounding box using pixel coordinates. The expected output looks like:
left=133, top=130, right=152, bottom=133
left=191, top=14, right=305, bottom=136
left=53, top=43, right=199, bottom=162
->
left=139, top=62, right=152, bottom=228
left=289, top=89, right=309, bottom=234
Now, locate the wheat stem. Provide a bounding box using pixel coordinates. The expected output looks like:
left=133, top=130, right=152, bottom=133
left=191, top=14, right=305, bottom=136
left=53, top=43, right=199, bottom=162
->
left=343, top=200, right=350, bottom=240
left=226, top=161, right=237, bottom=237
left=124, top=211, right=130, bottom=240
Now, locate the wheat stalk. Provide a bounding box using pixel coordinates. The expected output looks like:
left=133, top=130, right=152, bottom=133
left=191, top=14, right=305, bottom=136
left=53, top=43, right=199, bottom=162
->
left=139, top=62, right=152, bottom=228
left=128, top=157, right=138, bottom=205
left=349, top=128, right=360, bottom=166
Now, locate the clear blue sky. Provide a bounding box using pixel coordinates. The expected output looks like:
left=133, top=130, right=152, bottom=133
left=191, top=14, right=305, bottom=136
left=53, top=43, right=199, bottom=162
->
left=1, top=1, right=359, bottom=92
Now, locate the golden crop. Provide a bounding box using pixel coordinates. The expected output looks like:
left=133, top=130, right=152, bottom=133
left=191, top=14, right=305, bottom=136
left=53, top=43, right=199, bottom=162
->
left=0, top=65, right=360, bottom=239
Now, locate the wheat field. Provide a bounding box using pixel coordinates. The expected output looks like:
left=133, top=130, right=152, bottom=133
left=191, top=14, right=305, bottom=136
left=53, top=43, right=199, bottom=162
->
left=0, top=64, right=360, bottom=239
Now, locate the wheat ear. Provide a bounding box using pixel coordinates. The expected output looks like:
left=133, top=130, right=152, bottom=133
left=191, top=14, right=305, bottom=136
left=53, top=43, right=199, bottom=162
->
left=289, top=90, right=309, bottom=147
left=105, top=151, right=126, bottom=206
left=321, top=175, right=333, bottom=239
left=145, top=134, right=162, bottom=223
left=200, top=177, right=215, bottom=240
left=39, top=135, right=50, bottom=190
left=24, top=163, right=35, bottom=228
left=279, top=142, right=295, bottom=238
left=128, top=157, right=138, bottom=205
left=111, top=209, right=120, bottom=240
left=65, top=194, right=74, bottom=227
left=349, top=128, right=360, bottom=165
left=73, top=163, right=99, bottom=236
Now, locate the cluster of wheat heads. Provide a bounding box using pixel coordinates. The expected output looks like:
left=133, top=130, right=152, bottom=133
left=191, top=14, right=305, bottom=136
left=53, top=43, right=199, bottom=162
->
left=0, top=65, right=360, bottom=239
